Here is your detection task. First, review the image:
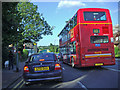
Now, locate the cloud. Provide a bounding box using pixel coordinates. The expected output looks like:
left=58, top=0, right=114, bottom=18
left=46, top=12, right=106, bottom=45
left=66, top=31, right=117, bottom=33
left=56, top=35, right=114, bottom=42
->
left=57, top=0, right=86, bottom=8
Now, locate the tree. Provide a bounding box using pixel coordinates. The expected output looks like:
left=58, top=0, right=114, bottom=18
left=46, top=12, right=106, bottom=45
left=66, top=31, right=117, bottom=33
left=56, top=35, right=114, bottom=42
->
left=49, top=43, right=54, bottom=52
left=2, top=2, right=21, bottom=47
left=17, top=2, right=53, bottom=42
left=2, top=2, right=21, bottom=68
left=2, top=2, right=54, bottom=66
left=49, top=43, right=59, bottom=53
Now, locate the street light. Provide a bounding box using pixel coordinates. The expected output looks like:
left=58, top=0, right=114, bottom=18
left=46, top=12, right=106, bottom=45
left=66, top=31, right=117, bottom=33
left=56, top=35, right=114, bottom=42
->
left=15, top=28, right=19, bottom=72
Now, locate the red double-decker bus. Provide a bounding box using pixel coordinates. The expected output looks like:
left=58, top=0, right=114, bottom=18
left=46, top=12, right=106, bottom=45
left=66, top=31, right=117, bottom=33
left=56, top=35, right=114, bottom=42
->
left=58, top=8, right=115, bottom=67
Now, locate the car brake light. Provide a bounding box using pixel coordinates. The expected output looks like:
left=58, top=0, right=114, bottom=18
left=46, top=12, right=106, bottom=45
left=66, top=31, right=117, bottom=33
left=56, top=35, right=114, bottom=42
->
left=55, top=64, right=61, bottom=70
left=24, top=66, right=29, bottom=72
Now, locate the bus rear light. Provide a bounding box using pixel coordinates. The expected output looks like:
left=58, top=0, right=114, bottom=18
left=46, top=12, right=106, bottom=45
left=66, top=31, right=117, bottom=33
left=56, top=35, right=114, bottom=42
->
left=55, top=64, right=61, bottom=70
left=24, top=66, right=29, bottom=73
left=102, top=26, right=109, bottom=34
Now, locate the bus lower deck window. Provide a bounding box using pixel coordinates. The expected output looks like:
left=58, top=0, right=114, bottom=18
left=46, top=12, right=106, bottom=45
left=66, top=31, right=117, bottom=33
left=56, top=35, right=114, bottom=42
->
left=90, top=36, right=109, bottom=43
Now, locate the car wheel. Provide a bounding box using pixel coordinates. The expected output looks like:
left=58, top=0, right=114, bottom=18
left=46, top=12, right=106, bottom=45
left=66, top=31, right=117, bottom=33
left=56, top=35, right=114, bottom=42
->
left=71, top=58, right=75, bottom=68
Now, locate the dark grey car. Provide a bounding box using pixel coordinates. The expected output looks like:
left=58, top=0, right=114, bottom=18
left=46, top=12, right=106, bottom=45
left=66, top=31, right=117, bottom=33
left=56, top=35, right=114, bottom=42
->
left=23, top=53, right=63, bottom=85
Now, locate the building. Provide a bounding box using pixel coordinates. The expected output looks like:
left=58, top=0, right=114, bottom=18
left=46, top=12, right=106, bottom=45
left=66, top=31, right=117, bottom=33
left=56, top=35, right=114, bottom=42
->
left=113, top=24, right=120, bottom=48
left=23, top=40, right=33, bottom=49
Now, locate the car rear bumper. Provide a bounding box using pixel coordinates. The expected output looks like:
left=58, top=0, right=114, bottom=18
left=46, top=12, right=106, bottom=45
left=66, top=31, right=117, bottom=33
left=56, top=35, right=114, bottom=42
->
left=24, top=76, right=62, bottom=82
left=23, top=70, right=62, bottom=82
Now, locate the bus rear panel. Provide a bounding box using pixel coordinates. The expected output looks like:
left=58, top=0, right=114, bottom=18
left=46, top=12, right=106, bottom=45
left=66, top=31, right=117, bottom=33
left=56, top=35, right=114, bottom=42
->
left=78, top=8, right=115, bottom=67
left=58, top=8, right=115, bottom=67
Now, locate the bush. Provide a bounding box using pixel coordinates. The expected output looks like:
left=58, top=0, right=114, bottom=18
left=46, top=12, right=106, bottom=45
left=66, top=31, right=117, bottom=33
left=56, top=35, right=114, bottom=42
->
left=115, top=54, right=120, bottom=57
left=114, top=46, right=120, bottom=57
left=23, top=49, right=29, bottom=56
left=114, top=46, right=119, bottom=55
left=22, top=49, right=29, bottom=62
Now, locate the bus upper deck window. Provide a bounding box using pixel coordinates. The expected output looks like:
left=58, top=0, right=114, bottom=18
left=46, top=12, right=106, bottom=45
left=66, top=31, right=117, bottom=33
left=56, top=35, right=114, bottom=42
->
left=84, top=12, right=107, bottom=21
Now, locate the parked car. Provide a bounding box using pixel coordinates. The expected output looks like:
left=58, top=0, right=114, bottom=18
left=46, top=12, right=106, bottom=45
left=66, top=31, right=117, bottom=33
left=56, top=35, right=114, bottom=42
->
left=57, top=53, right=63, bottom=61
left=23, top=53, right=63, bottom=85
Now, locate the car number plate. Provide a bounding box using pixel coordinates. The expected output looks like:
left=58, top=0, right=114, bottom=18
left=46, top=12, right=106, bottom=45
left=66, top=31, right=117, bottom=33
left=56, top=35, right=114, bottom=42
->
left=95, top=63, right=103, bottom=66
left=34, top=67, right=49, bottom=71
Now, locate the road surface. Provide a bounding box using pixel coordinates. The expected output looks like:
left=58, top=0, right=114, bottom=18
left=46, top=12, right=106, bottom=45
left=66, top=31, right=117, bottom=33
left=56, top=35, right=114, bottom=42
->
left=9, top=58, right=120, bottom=89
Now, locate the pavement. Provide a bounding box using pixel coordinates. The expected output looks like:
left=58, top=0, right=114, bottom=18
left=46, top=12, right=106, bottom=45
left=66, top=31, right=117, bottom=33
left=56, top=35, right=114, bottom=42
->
left=2, top=61, right=25, bottom=89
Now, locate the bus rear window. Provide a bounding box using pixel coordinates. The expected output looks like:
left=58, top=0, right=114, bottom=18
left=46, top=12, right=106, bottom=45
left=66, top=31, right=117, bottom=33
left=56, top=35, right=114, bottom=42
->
left=90, top=36, right=109, bottom=43
left=84, top=12, right=106, bottom=21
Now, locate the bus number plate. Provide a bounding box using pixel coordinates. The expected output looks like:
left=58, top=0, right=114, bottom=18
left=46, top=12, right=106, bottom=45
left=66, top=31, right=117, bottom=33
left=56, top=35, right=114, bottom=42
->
left=95, top=63, right=103, bottom=66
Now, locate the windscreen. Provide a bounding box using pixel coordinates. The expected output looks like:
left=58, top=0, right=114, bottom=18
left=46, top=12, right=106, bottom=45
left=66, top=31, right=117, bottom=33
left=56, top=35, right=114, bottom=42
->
left=90, top=36, right=109, bottom=43
left=30, top=54, right=55, bottom=62
left=84, top=12, right=106, bottom=21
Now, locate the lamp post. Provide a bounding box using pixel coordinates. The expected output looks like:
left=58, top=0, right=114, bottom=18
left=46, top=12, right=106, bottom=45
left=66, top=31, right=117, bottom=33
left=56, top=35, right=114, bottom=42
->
left=16, top=28, right=19, bottom=72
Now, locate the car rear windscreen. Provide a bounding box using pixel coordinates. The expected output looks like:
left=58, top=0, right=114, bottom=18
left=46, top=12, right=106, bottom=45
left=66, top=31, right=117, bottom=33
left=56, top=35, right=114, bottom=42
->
left=30, top=54, right=55, bottom=62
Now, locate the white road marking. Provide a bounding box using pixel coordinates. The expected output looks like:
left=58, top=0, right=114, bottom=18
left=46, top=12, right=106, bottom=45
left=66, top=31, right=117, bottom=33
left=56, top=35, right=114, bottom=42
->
left=108, top=68, right=120, bottom=72
left=51, top=74, right=88, bottom=88
left=62, top=67, right=65, bottom=70
left=77, top=81, right=88, bottom=90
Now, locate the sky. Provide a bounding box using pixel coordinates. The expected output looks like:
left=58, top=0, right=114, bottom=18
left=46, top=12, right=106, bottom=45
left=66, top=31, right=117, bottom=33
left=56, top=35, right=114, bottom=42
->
left=30, top=0, right=119, bottom=46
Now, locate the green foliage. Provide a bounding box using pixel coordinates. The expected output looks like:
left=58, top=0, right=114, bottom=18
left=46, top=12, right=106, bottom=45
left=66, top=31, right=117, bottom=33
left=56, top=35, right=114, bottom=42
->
left=114, top=46, right=120, bottom=57
left=38, top=43, right=59, bottom=54
left=115, top=54, right=120, bottom=57
left=114, top=46, right=119, bottom=55
left=2, top=2, right=21, bottom=46
left=2, top=2, right=54, bottom=63
left=2, top=2, right=21, bottom=65
left=49, top=43, right=59, bottom=53
left=23, top=49, right=29, bottom=56
left=17, top=2, right=53, bottom=42
left=22, top=49, right=29, bottom=61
